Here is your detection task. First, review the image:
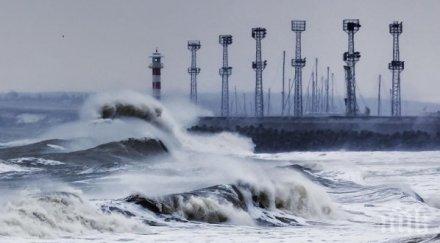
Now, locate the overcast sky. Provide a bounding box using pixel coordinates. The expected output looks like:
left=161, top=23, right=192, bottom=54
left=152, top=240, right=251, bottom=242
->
left=0, top=0, right=439, bottom=102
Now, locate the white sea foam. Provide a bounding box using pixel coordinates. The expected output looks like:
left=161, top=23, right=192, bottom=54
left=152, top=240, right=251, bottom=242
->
left=9, top=157, right=64, bottom=166
left=0, top=191, right=147, bottom=238
left=0, top=162, right=28, bottom=174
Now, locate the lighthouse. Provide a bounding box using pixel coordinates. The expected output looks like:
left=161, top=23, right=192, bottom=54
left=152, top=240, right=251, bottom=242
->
left=149, top=49, right=163, bottom=100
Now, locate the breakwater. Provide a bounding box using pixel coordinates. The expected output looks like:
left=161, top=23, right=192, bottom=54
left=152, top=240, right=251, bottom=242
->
left=190, top=116, right=440, bottom=152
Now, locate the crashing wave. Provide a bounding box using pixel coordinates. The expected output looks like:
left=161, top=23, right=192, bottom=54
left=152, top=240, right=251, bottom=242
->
left=81, top=91, right=176, bottom=134
left=100, top=103, right=166, bottom=130
left=0, top=191, right=147, bottom=238
left=0, top=138, right=168, bottom=181
left=0, top=138, right=167, bottom=161
left=123, top=179, right=336, bottom=226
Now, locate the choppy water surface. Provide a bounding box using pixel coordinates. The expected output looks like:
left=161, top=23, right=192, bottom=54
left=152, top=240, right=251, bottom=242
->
left=0, top=92, right=439, bottom=242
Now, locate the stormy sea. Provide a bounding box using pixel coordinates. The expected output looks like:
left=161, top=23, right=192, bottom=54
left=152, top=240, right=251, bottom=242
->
left=0, top=91, right=439, bottom=242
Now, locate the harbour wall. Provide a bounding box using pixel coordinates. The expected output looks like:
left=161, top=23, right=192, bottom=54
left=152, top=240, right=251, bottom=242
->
left=194, top=116, right=440, bottom=134
left=191, top=116, right=440, bottom=152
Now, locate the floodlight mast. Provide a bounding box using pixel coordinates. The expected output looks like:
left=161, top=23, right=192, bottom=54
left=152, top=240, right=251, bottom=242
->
left=343, top=19, right=361, bottom=116
left=219, top=35, right=233, bottom=117
left=291, top=20, right=306, bottom=117
left=188, top=40, right=201, bottom=104
left=252, top=27, right=267, bottom=117
left=389, top=21, right=404, bottom=117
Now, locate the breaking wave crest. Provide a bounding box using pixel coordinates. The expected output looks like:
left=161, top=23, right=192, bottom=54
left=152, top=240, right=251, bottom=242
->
left=86, top=92, right=174, bottom=133
left=0, top=191, right=147, bottom=238
left=122, top=169, right=338, bottom=226
left=36, top=91, right=252, bottom=157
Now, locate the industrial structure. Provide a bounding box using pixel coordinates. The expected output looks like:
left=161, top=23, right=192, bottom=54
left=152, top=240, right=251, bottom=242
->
left=343, top=19, right=361, bottom=116
left=291, top=20, right=306, bottom=117
left=252, top=27, right=267, bottom=117
left=389, top=21, right=404, bottom=117
left=181, top=19, right=437, bottom=153
left=180, top=19, right=410, bottom=120
left=148, top=49, right=163, bottom=100
left=188, top=40, right=201, bottom=104
left=219, top=35, right=233, bottom=117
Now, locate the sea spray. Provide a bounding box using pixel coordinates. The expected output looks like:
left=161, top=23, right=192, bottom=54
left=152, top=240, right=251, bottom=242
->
left=0, top=190, right=147, bottom=238
left=0, top=91, right=342, bottom=238
left=120, top=163, right=339, bottom=226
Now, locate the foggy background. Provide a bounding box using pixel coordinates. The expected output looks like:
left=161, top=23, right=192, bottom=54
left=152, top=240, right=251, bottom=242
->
left=0, top=0, right=439, bottom=104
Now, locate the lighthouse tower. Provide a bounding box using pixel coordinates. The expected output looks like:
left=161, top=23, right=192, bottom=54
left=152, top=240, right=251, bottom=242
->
left=149, top=49, right=163, bottom=100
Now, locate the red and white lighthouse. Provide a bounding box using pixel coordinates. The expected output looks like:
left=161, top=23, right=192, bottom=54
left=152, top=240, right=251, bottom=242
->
left=149, top=49, right=163, bottom=100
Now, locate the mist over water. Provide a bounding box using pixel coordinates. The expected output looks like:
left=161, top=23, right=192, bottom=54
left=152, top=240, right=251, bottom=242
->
left=0, top=92, right=438, bottom=242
